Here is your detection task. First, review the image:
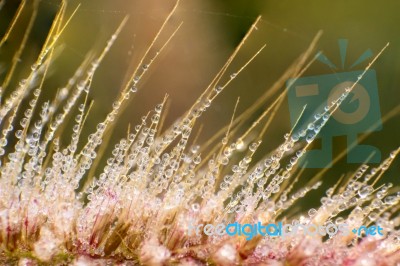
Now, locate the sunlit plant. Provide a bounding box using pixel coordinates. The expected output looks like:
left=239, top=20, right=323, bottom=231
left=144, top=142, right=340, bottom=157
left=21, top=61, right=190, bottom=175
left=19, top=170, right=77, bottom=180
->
left=0, top=1, right=399, bottom=265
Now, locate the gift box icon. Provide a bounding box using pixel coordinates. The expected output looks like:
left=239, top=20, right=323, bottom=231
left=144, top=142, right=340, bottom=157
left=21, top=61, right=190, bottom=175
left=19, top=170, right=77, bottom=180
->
left=287, top=40, right=382, bottom=168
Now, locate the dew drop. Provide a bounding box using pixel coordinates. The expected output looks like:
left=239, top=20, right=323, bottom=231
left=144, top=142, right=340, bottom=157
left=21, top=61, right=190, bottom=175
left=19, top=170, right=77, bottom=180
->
left=235, top=139, right=244, bottom=150
left=214, top=86, right=223, bottom=93
left=193, top=155, right=201, bottom=165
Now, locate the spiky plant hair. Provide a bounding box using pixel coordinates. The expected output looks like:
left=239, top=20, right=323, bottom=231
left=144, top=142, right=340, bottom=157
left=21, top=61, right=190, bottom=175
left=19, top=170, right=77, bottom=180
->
left=0, top=1, right=399, bottom=265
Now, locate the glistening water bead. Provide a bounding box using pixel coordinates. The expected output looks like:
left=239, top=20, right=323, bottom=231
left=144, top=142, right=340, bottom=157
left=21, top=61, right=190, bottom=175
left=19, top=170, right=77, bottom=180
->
left=0, top=2, right=398, bottom=265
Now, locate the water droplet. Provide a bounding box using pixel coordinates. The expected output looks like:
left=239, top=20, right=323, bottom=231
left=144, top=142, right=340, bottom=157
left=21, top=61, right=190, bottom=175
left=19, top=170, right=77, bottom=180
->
left=97, top=123, right=106, bottom=131
left=306, top=133, right=315, bottom=143
left=151, top=114, right=160, bottom=123
left=214, top=86, right=223, bottom=93
left=112, top=101, right=121, bottom=109
left=193, top=155, right=201, bottom=165
left=249, top=142, right=259, bottom=152
left=308, top=208, right=317, bottom=217
left=203, top=99, right=211, bottom=108
left=192, top=203, right=200, bottom=212
left=235, top=139, right=244, bottom=150
left=358, top=185, right=373, bottom=198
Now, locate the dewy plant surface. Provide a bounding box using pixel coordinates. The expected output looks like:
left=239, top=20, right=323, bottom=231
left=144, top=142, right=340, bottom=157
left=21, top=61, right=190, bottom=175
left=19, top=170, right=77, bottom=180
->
left=0, top=1, right=400, bottom=265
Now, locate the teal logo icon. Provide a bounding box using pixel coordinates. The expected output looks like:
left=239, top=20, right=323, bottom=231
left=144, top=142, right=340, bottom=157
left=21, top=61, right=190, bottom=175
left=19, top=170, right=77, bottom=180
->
left=287, top=39, right=382, bottom=168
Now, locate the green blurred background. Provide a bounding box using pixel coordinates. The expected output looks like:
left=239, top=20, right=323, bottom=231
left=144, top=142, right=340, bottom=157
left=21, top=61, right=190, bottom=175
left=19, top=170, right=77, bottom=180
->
left=1, top=0, right=400, bottom=207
